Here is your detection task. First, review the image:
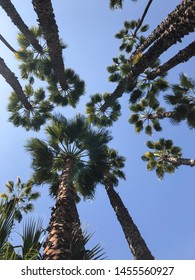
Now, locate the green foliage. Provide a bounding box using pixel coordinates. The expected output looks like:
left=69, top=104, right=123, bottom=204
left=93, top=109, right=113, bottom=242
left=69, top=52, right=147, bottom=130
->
left=48, top=68, right=85, bottom=108
left=0, top=178, right=40, bottom=223
left=164, top=74, right=195, bottom=128
left=86, top=92, right=121, bottom=127
left=7, top=85, right=53, bottom=131
left=142, top=139, right=182, bottom=179
left=25, top=114, right=112, bottom=198
left=129, top=98, right=164, bottom=135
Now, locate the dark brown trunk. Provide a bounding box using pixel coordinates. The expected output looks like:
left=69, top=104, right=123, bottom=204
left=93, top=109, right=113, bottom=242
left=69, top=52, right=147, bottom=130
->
left=101, top=0, right=195, bottom=112
left=0, top=56, right=32, bottom=110
left=104, top=178, right=154, bottom=260
left=163, top=156, right=195, bottom=167
left=147, top=41, right=195, bottom=80
left=0, top=34, right=16, bottom=53
left=32, top=0, right=68, bottom=91
left=42, top=156, right=83, bottom=260
left=0, top=0, right=43, bottom=53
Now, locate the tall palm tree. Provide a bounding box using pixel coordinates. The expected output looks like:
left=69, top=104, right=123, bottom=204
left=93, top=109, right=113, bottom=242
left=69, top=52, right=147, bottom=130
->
left=135, top=0, right=192, bottom=54
left=100, top=0, right=195, bottom=112
left=0, top=0, right=43, bottom=53
left=32, top=0, right=68, bottom=91
left=25, top=114, right=111, bottom=260
left=0, top=56, right=32, bottom=110
left=101, top=148, right=154, bottom=259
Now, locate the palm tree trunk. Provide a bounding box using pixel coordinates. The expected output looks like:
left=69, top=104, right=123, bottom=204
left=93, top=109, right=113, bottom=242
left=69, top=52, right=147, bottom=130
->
left=42, top=156, right=83, bottom=260
left=0, top=0, right=43, bottom=53
left=163, top=156, right=195, bottom=167
left=135, top=0, right=193, bottom=54
left=0, top=34, right=16, bottom=53
left=32, top=0, right=68, bottom=91
left=0, top=57, right=32, bottom=110
left=101, top=0, right=195, bottom=112
left=147, top=41, right=195, bottom=80
left=148, top=111, right=174, bottom=120
left=104, top=178, right=154, bottom=260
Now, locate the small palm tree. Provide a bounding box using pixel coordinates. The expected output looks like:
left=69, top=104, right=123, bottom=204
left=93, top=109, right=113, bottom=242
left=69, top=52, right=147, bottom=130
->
left=25, top=114, right=111, bottom=259
left=0, top=198, right=44, bottom=260
left=0, top=177, right=40, bottom=223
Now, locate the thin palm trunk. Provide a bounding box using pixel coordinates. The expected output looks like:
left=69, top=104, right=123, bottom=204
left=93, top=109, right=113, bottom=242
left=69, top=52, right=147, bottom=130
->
left=132, top=0, right=153, bottom=38
left=0, top=0, right=43, bottom=53
left=101, top=0, right=195, bottom=112
left=104, top=177, right=154, bottom=260
left=32, top=0, right=68, bottom=91
left=147, top=41, right=195, bottom=80
left=0, top=34, right=16, bottom=53
left=42, top=156, right=83, bottom=260
left=0, top=57, right=32, bottom=110
left=163, top=156, right=195, bottom=167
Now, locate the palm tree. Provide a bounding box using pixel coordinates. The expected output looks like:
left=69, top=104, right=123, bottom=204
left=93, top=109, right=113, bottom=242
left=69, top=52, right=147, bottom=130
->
left=101, top=148, right=154, bottom=259
left=109, top=0, right=137, bottom=9
left=32, top=0, right=68, bottom=91
left=100, top=0, right=195, bottom=112
left=0, top=0, right=43, bottom=53
left=0, top=198, right=44, bottom=260
left=25, top=114, right=111, bottom=260
left=0, top=56, right=32, bottom=110
left=7, top=84, right=53, bottom=131
left=142, top=139, right=195, bottom=179
left=0, top=177, right=40, bottom=223
left=135, top=0, right=192, bottom=54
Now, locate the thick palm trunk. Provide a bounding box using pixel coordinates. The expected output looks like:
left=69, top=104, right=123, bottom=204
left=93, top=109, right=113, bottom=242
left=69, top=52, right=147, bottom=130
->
left=163, top=156, right=195, bottom=167
left=0, top=0, right=43, bottom=53
left=101, top=0, right=195, bottom=112
left=0, top=57, right=32, bottom=110
left=32, top=0, right=68, bottom=91
left=104, top=179, right=154, bottom=260
left=43, top=156, right=83, bottom=260
left=135, top=0, right=192, bottom=54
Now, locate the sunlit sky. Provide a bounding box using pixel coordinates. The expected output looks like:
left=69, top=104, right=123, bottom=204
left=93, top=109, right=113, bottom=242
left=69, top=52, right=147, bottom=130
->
left=0, top=0, right=195, bottom=259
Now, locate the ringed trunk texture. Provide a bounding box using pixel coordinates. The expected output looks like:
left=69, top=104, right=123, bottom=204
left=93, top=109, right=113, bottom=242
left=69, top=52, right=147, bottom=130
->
left=43, top=157, right=82, bottom=260
left=32, top=0, right=68, bottom=91
left=0, top=56, right=32, bottom=110
left=163, top=156, right=195, bottom=167
left=101, top=0, right=195, bottom=112
left=0, top=0, right=43, bottom=53
left=104, top=179, right=154, bottom=260
left=147, top=41, right=195, bottom=80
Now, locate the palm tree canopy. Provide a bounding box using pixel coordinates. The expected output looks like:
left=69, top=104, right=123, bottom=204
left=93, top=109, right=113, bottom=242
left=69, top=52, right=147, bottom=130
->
left=25, top=114, right=112, bottom=198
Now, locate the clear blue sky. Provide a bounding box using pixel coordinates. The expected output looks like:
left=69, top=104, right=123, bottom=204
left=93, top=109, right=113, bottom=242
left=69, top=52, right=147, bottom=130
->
left=0, top=0, right=194, bottom=260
